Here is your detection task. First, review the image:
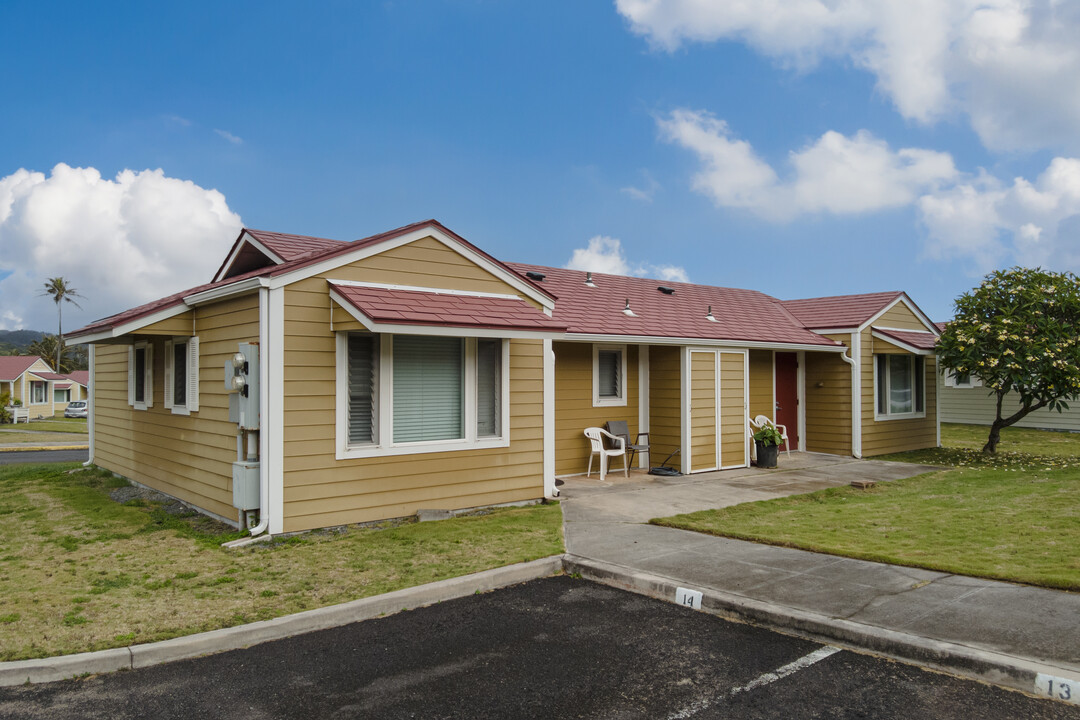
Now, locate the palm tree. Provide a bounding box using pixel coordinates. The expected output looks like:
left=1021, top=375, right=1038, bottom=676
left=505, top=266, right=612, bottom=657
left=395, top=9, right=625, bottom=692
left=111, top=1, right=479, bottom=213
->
left=39, top=277, right=84, bottom=371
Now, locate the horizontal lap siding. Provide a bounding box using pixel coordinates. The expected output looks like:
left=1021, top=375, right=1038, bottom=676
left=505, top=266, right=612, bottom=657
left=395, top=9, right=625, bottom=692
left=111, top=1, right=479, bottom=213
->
left=748, top=350, right=773, bottom=420
left=689, top=352, right=716, bottom=472
left=138, top=312, right=195, bottom=336
left=649, top=346, right=681, bottom=468
left=553, top=342, right=639, bottom=476
left=92, top=294, right=260, bottom=522
left=720, top=353, right=746, bottom=468
left=939, top=383, right=1080, bottom=430
left=804, top=336, right=852, bottom=456
left=281, top=241, right=545, bottom=532
left=862, top=311, right=938, bottom=455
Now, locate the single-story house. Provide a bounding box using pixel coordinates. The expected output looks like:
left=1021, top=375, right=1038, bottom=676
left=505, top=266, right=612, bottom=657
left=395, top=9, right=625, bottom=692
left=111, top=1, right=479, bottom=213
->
left=0, top=355, right=87, bottom=419
left=67, top=220, right=941, bottom=534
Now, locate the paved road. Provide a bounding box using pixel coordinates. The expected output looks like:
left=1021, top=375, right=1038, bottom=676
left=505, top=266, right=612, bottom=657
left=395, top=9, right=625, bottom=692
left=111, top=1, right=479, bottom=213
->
left=1, top=577, right=1071, bottom=719
left=0, top=449, right=88, bottom=465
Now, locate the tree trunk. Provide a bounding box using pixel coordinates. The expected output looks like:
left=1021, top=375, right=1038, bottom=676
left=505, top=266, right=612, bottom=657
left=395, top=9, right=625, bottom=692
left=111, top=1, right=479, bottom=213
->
left=56, top=302, right=63, bottom=372
left=982, top=389, right=1050, bottom=454
left=982, top=420, right=1003, bottom=453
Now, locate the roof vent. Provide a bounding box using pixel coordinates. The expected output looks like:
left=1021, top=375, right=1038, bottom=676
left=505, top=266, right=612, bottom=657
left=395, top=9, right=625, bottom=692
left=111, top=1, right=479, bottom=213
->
left=658, top=286, right=675, bottom=295
left=585, top=271, right=596, bottom=288
left=622, top=298, right=637, bottom=317
left=525, top=271, right=546, bottom=282
left=706, top=305, right=717, bottom=322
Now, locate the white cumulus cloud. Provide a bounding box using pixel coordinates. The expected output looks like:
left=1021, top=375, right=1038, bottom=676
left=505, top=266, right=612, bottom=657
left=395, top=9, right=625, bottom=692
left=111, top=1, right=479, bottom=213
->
left=565, top=235, right=689, bottom=282
left=918, top=157, right=1080, bottom=272
left=0, top=163, right=243, bottom=332
left=658, top=109, right=958, bottom=220
left=618, top=0, right=1080, bottom=152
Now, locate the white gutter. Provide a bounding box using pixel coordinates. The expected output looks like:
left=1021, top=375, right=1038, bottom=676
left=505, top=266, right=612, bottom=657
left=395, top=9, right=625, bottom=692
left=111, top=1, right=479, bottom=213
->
left=82, top=345, right=95, bottom=467
left=838, top=333, right=862, bottom=458
left=248, top=285, right=271, bottom=536
left=564, top=333, right=846, bottom=353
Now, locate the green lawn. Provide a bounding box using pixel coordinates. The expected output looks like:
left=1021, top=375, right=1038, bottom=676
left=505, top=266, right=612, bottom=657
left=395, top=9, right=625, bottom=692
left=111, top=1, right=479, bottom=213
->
left=652, top=424, right=1080, bottom=590
left=0, top=464, right=563, bottom=661
left=21, top=417, right=88, bottom=434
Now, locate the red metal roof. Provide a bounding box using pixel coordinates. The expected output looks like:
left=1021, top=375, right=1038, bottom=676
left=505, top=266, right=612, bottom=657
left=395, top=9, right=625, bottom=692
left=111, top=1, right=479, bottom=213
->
left=781, top=292, right=905, bottom=329
left=0, top=355, right=45, bottom=381
left=330, top=283, right=567, bottom=333
left=874, top=328, right=939, bottom=351
left=71, top=220, right=556, bottom=341
left=66, top=371, right=89, bottom=387
left=33, top=371, right=70, bottom=381
left=505, top=264, right=841, bottom=347
left=245, top=229, right=347, bottom=261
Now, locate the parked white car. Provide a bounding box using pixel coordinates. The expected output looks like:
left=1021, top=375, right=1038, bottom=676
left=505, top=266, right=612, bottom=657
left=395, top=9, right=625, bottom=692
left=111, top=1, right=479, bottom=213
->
left=64, top=401, right=89, bottom=419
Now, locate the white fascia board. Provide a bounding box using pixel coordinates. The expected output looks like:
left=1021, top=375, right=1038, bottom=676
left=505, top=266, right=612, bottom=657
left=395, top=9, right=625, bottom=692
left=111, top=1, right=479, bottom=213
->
left=327, top=278, right=521, bottom=301
left=268, top=226, right=556, bottom=310
left=807, top=327, right=859, bottom=335
left=859, top=295, right=940, bottom=335
left=213, top=233, right=285, bottom=282
left=871, top=330, right=935, bottom=356
left=564, top=333, right=848, bottom=354
left=184, top=277, right=269, bottom=306
left=68, top=303, right=194, bottom=344
left=329, top=290, right=564, bottom=340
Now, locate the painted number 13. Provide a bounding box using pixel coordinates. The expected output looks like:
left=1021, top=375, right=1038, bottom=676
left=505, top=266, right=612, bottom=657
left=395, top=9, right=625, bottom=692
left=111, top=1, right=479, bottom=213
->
left=1047, top=679, right=1073, bottom=701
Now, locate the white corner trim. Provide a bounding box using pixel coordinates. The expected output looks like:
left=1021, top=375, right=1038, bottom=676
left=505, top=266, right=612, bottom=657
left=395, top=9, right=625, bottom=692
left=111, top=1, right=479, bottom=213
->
left=592, top=343, right=628, bottom=407
left=796, top=350, right=806, bottom=452
left=268, top=286, right=285, bottom=535
left=679, top=347, right=690, bottom=474
left=85, top=344, right=95, bottom=466
left=543, top=339, right=556, bottom=497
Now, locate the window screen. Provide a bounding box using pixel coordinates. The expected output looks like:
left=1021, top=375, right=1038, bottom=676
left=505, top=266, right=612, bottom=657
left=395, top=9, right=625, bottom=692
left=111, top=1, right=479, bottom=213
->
left=477, top=339, right=501, bottom=437
left=347, top=334, right=378, bottom=444
left=597, top=349, right=621, bottom=398
left=393, top=335, right=463, bottom=443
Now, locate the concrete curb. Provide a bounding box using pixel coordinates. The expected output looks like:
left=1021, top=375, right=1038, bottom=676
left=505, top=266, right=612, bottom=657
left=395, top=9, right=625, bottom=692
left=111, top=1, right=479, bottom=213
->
left=564, top=554, right=1078, bottom=697
left=0, top=556, right=563, bottom=686
left=0, top=445, right=89, bottom=453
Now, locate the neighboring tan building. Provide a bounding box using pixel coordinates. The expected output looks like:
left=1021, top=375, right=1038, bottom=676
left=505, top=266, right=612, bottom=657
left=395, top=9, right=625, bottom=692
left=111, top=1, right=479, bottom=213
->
left=68, top=220, right=941, bottom=535
left=0, top=355, right=87, bottom=418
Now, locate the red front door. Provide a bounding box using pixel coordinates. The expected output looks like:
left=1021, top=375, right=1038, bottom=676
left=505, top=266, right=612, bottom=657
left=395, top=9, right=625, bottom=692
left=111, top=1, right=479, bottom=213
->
left=775, top=352, right=799, bottom=452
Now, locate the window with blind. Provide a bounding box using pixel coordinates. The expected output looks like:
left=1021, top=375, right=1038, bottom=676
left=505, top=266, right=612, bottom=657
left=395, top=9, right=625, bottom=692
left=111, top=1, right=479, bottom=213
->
left=593, top=344, right=626, bottom=407
left=347, top=334, right=379, bottom=444
left=338, top=333, right=508, bottom=457
left=875, top=354, right=926, bottom=419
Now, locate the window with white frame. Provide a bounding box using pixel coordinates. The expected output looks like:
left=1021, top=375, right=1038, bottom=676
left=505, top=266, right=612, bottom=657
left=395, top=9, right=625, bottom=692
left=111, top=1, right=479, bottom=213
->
left=127, top=342, right=153, bottom=410
left=30, top=381, right=47, bottom=404
left=339, top=333, right=508, bottom=458
left=54, top=388, right=70, bottom=403
left=945, top=369, right=980, bottom=388
left=592, top=344, right=627, bottom=407
left=164, top=337, right=200, bottom=414
left=875, top=354, right=925, bottom=419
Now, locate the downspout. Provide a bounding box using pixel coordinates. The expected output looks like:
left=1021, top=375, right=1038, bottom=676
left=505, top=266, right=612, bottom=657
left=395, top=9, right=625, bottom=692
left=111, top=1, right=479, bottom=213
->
left=82, top=344, right=95, bottom=467
left=248, top=285, right=271, bottom=536
left=838, top=333, right=862, bottom=458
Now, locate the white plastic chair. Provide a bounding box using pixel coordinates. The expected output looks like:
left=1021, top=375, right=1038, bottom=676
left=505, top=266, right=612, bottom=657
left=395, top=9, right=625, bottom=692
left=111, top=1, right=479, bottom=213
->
left=748, top=415, right=790, bottom=461
left=584, top=426, right=628, bottom=481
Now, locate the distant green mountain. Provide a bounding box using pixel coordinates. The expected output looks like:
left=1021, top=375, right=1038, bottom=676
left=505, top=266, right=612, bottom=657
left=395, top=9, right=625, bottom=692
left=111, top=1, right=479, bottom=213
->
left=0, top=330, right=47, bottom=354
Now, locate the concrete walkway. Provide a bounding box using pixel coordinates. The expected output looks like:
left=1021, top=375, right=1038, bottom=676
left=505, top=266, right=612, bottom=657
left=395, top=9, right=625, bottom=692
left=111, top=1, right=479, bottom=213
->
left=560, top=453, right=1080, bottom=681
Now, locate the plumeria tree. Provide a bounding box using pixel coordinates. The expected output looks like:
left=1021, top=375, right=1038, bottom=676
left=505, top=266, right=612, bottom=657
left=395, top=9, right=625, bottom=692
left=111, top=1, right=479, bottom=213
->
left=937, top=267, right=1080, bottom=453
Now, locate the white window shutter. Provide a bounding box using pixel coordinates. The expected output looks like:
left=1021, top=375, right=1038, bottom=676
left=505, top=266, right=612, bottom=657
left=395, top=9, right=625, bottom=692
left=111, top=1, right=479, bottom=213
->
left=127, top=346, right=135, bottom=406
left=163, top=341, right=174, bottom=409
left=144, top=344, right=154, bottom=408
left=187, top=337, right=200, bottom=411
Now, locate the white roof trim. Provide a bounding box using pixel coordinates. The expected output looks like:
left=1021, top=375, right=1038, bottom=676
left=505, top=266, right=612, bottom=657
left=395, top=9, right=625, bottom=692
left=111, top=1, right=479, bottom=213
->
left=871, top=329, right=935, bottom=355
left=564, top=333, right=848, bottom=353
left=327, top=278, right=522, bottom=301
left=329, top=289, right=563, bottom=340
left=184, top=277, right=269, bottom=305
left=213, top=232, right=285, bottom=282
left=269, top=225, right=555, bottom=310
left=859, top=295, right=939, bottom=335
left=68, top=304, right=193, bottom=344
left=874, top=325, right=935, bottom=334
left=807, top=327, right=859, bottom=335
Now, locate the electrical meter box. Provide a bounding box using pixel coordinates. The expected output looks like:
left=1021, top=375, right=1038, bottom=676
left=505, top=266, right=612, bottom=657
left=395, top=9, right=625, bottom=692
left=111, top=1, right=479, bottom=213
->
left=225, top=342, right=260, bottom=430
left=232, top=460, right=260, bottom=510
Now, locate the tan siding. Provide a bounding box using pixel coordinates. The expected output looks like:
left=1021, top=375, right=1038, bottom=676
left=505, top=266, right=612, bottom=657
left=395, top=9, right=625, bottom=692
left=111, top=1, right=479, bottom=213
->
left=92, top=293, right=260, bottom=523
left=553, top=342, right=639, bottom=476
left=720, top=352, right=747, bottom=468
left=648, top=345, right=682, bottom=468
left=138, top=312, right=195, bottom=336
left=861, top=327, right=938, bottom=456
left=874, top=303, right=930, bottom=331
left=280, top=239, right=546, bottom=532
left=804, top=336, right=852, bottom=456
left=748, top=350, right=773, bottom=420
left=689, top=351, right=716, bottom=472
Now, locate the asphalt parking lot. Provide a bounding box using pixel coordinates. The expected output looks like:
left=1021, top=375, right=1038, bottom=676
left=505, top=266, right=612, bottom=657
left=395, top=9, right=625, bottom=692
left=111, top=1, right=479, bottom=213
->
left=0, top=576, right=1073, bottom=719
left=0, top=449, right=88, bottom=465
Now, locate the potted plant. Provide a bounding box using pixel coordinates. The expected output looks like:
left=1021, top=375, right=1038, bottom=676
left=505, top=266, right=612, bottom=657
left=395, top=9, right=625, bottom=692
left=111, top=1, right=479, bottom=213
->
left=753, top=425, right=784, bottom=468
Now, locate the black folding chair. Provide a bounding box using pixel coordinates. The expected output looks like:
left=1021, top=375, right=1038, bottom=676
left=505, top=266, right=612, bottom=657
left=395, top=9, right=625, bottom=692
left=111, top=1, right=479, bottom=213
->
left=605, top=420, right=650, bottom=469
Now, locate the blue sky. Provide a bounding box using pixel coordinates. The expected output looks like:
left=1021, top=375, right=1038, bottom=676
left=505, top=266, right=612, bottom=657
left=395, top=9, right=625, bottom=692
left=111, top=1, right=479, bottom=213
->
left=2, top=0, right=1078, bottom=331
